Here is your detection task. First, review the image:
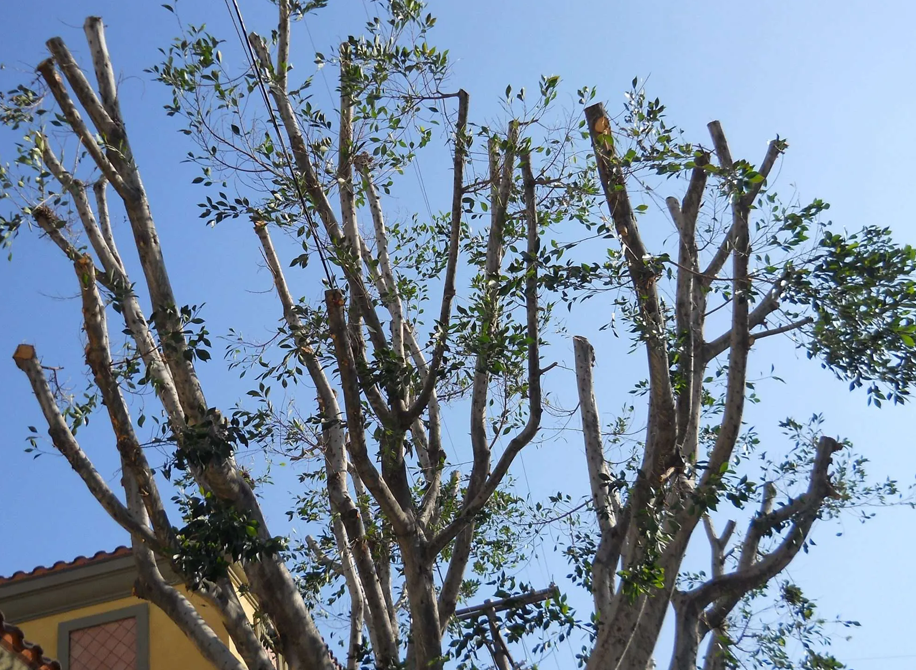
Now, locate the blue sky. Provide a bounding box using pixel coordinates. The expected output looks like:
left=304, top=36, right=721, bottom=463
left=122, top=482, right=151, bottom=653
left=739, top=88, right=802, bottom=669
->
left=1, top=1, right=915, bottom=667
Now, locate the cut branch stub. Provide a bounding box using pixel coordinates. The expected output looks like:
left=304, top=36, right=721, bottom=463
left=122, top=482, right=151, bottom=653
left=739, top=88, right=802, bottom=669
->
left=13, top=343, right=36, bottom=367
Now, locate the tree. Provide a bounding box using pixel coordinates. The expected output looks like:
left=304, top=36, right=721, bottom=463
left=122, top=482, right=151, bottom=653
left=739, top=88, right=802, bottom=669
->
left=2, top=2, right=913, bottom=669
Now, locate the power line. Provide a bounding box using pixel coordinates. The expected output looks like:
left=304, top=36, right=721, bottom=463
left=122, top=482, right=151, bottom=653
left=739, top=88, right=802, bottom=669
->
left=224, top=0, right=337, bottom=286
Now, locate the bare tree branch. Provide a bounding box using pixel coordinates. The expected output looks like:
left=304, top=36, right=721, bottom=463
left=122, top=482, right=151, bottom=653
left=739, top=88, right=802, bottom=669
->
left=700, top=122, right=752, bottom=486
left=432, top=145, right=542, bottom=559
left=702, top=137, right=784, bottom=284
left=39, top=26, right=342, bottom=670
left=248, top=33, right=392, bottom=366
left=92, top=178, right=125, bottom=271
left=400, top=90, right=470, bottom=427
left=131, top=548, right=249, bottom=670
left=670, top=154, right=709, bottom=452
left=276, top=0, right=290, bottom=92
left=703, top=271, right=795, bottom=363
left=254, top=221, right=398, bottom=666
left=702, top=516, right=736, bottom=579
left=751, top=317, right=813, bottom=343
left=698, top=438, right=842, bottom=625
left=33, top=172, right=186, bottom=434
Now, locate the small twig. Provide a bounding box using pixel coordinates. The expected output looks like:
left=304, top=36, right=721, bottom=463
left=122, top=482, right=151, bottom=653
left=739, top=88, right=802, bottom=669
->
left=750, top=317, right=813, bottom=342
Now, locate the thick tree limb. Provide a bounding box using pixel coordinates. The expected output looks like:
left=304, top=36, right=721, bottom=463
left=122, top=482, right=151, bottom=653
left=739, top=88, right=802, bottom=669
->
left=76, top=253, right=266, bottom=667
left=132, top=557, right=247, bottom=670
left=324, top=432, right=399, bottom=665
left=44, top=33, right=208, bottom=427
left=350, top=468, right=399, bottom=636
left=669, top=594, right=704, bottom=670
left=75, top=254, right=174, bottom=548
left=82, top=17, right=124, bottom=122
left=276, top=0, right=290, bottom=92
left=337, top=44, right=361, bottom=270
left=47, top=30, right=116, bottom=138
left=35, top=59, right=128, bottom=196
left=325, top=288, right=414, bottom=536
left=351, top=211, right=442, bottom=495
left=326, top=515, right=372, bottom=670
left=665, top=439, right=843, bottom=670
left=345, top=592, right=365, bottom=670
left=702, top=631, right=729, bottom=670
left=437, top=132, right=515, bottom=623
left=84, top=281, right=262, bottom=666
left=584, top=102, right=677, bottom=485
left=411, top=327, right=445, bottom=524
left=12, top=344, right=161, bottom=552
left=436, top=519, right=474, bottom=633
left=33, top=181, right=185, bottom=434
left=574, top=335, right=618, bottom=623
left=196, top=576, right=276, bottom=670
left=356, top=155, right=405, bottom=358
left=702, top=516, right=736, bottom=579
left=474, top=129, right=518, bottom=479
left=602, top=125, right=780, bottom=670
left=582, top=105, right=685, bottom=670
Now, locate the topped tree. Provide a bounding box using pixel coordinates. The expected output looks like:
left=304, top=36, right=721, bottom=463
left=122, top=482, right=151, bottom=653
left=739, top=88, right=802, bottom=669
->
left=1, top=3, right=913, bottom=669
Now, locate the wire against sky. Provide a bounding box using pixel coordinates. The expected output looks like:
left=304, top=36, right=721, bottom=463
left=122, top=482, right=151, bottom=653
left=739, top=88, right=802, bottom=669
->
left=224, top=0, right=337, bottom=287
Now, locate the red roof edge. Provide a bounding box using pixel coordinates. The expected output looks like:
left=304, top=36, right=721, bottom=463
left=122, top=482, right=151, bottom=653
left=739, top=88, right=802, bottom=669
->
left=0, top=610, right=61, bottom=670
left=0, top=547, right=132, bottom=586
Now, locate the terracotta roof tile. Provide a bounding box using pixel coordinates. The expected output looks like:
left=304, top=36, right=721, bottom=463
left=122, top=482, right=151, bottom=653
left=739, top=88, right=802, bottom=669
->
left=0, top=547, right=131, bottom=586
left=0, top=610, right=61, bottom=670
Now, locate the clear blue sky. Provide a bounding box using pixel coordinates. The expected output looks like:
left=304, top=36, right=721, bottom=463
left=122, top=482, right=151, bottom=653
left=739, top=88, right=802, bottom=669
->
left=1, top=1, right=915, bottom=667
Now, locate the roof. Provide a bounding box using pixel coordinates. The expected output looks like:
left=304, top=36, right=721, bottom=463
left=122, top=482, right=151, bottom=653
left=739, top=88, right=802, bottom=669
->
left=0, top=610, right=61, bottom=670
left=0, top=547, right=132, bottom=586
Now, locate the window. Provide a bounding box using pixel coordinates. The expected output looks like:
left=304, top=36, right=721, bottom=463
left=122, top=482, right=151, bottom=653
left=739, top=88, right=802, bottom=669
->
left=58, top=604, right=149, bottom=670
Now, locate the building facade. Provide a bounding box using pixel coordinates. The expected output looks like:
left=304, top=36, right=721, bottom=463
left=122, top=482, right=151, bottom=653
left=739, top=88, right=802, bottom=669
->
left=0, top=548, right=254, bottom=670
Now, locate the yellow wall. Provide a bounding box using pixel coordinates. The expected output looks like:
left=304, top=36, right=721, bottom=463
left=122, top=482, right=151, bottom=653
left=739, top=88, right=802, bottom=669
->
left=13, top=587, right=229, bottom=670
